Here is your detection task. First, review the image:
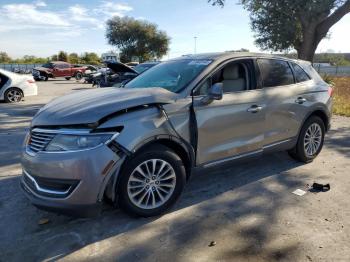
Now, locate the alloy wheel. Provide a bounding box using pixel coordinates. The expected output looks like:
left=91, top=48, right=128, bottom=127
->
left=304, top=123, right=322, bottom=156
left=7, top=89, right=22, bottom=102
left=127, top=159, right=176, bottom=210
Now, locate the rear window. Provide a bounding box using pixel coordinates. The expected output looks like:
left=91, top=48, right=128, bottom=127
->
left=291, top=62, right=311, bottom=82
left=257, top=59, right=294, bottom=88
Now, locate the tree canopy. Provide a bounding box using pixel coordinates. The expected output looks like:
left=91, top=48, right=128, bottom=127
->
left=210, top=0, right=350, bottom=61
left=106, top=16, right=170, bottom=62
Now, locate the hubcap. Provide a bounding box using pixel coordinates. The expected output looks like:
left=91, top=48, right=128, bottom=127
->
left=127, top=159, right=176, bottom=209
left=7, top=90, right=22, bottom=102
left=304, top=123, right=322, bottom=156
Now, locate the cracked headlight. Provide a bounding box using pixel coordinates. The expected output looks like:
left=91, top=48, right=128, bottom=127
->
left=45, top=134, right=114, bottom=152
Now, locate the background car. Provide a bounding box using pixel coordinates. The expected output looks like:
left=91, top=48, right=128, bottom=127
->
left=32, top=61, right=86, bottom=81
left=0, top=69, right=37, bottom=103
left=93, top=61, right=160, bottom=87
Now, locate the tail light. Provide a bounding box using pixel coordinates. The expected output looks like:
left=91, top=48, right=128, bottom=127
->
left=27, top=79, right=35, bottom=84
left=328, top=85, right=334, bottom=97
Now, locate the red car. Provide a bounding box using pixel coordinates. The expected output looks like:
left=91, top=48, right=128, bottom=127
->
left=32, top=61, right=86, bottom=81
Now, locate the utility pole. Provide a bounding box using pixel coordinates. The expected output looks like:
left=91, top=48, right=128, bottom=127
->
left=194, top=36, right=197, bottom=54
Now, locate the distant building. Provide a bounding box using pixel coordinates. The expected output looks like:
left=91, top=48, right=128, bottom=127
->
left=101, top=52, right=119, bottom=63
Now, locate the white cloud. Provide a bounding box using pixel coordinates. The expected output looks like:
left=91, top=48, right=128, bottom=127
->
left=69, top=4, right=101, bottom=28
left=0, top=3, right=70, bottom=28
left=34, top=0, right=47, bottom=7
left=0, top=1, right=134, bottom=34
left=94, top=1, right=133, bottom=17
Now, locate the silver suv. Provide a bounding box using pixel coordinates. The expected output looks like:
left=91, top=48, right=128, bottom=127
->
left=21, top=53, right=333, bottom=217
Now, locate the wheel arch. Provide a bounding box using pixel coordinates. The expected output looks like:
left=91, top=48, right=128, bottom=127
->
left=304, top=109, right=330, bottom=132
left=131, top=136, right=195, bottom=179
left=103, top=136, right=195, bottom=203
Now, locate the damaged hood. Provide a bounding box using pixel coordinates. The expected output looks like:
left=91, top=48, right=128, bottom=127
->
left=33, top=66, right=52, bottom=72
left=31, top=87, right=177, bottom=127
left=107, top=62, right=138, bottom=74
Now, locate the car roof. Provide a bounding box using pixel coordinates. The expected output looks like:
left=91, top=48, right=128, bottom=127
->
left=51, top=61, right=70, bottom=64
left=170, top=52, right=309, bottom=64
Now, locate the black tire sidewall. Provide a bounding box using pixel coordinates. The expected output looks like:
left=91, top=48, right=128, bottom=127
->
left=118, top=146, right=186, bottom=217
left=296, top=116, right=325, bottom=162
left=75, top=73, right=82, bottom=80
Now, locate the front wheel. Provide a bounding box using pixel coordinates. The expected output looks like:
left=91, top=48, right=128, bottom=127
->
left=118, top=145, right=186, bottom=217
left=4, top=88, right=23, bottom=103
left=288, top=116, right=325, bottom=163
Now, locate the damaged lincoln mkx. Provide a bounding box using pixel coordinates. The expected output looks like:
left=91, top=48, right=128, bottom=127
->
left=21, top=53, right=332, bottom=217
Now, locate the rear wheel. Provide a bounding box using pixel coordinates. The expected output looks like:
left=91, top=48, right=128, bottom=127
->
left=75, top=72, right=82, bottom=80
left=4, top=88, right=23, bottom=103
left=288, top=116, right=325, bottom=163
left=118, top=145, right=186, bottom=217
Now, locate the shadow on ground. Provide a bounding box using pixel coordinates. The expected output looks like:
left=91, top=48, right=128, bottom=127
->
left=0, top=151, right=308, bottom=261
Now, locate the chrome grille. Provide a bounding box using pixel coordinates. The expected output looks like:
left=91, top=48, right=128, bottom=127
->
left=28, top=131, right=56, bottom=153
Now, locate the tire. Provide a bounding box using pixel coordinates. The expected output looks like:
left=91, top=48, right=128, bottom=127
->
left=75, top=72, right=82, bottom=80
left=4, top=88, right=23, bottom=103
left=65, top=77, right=71, bottom=80
left=288, top=116, right=325, bottom=163
left=118, top=145, right=186, bottom=217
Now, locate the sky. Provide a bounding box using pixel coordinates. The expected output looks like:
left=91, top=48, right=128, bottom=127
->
left=0, top=0, right=349, bottom=59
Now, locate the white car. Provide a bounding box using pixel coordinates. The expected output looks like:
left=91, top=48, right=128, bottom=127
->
left=0, top=69, right=38, bottom=103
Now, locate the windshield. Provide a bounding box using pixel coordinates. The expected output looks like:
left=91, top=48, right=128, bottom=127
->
left=133, top=64, right=155, bottom=74
left=42, top=63, right=54, bottom=69
left=125, top=59, right=212, bottom=93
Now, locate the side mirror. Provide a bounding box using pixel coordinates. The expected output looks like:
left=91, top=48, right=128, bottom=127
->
left=209, top=83, right=223, bottom=100
left=201, top=83, right=223, bottom=105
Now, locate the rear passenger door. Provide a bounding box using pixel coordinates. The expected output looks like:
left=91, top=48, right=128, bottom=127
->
left=257, top=58, right=311, bottom=147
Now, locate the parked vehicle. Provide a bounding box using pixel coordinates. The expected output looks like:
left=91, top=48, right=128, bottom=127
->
left=32, top=61, right=86, bottom=81
left=0, top=69, right=38, bottom=103
left=21, top=52, right=333, bottom=217
left=92, top=61, right=160, bottom=87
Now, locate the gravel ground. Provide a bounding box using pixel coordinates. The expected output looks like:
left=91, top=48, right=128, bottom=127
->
left=0, top=79, right=349, bottom=262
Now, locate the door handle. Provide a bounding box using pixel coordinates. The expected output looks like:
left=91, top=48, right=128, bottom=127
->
left=247, top=105, right=263, bottom=113
left=295, top=97, right=307, bottom=104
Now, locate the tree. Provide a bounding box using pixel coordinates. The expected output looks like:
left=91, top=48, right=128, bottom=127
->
left=68, top=53, right=80, bottom=64
left=51, top=54, right=58, bottom=61
left=106, top=16, right=170, bottom=62
left=210, top=0, right=350, bottom=61
left=0, top=52, right=11, bottom=63
left=80, top=52, right=101, bottom=65
left=57, top=51, right=68, bottom=62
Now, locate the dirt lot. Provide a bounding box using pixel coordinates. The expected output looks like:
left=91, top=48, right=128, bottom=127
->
left=0, top=80, right=349, bottom=262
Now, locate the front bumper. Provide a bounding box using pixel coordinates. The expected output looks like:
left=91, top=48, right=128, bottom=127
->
left=21, top=144, right=121, bottom=217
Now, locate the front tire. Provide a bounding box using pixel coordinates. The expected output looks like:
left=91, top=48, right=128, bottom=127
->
left=288, top=116, right=325, bottom=163
left=4, top=88, right=23, bottom=103
left=118, top=145, right=186, bottom=217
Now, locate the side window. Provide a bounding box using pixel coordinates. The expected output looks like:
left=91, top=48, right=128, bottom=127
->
left=257, top=59, right=294, bottom=88
left=291, top=62, right=310, bottom=83
left=194, top=60, right=255, bottom=95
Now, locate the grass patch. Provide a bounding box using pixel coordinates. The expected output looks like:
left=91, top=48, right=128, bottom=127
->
left=329, top=77, right=350, bottom=117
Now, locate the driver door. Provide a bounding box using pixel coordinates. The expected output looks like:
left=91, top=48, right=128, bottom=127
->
left=193, top=59, right=265, bottom=166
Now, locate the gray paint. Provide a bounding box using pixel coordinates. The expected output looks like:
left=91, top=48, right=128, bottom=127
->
left=21, top=52, right=333, bottom=214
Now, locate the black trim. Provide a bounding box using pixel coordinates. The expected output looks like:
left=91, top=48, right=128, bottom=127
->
left=23, top=172, right=79, bottom=198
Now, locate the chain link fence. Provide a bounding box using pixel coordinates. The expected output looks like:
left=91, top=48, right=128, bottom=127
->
left=0, top=64, right=43, bottom=74
left=313, top=65, right=350, bottom=77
